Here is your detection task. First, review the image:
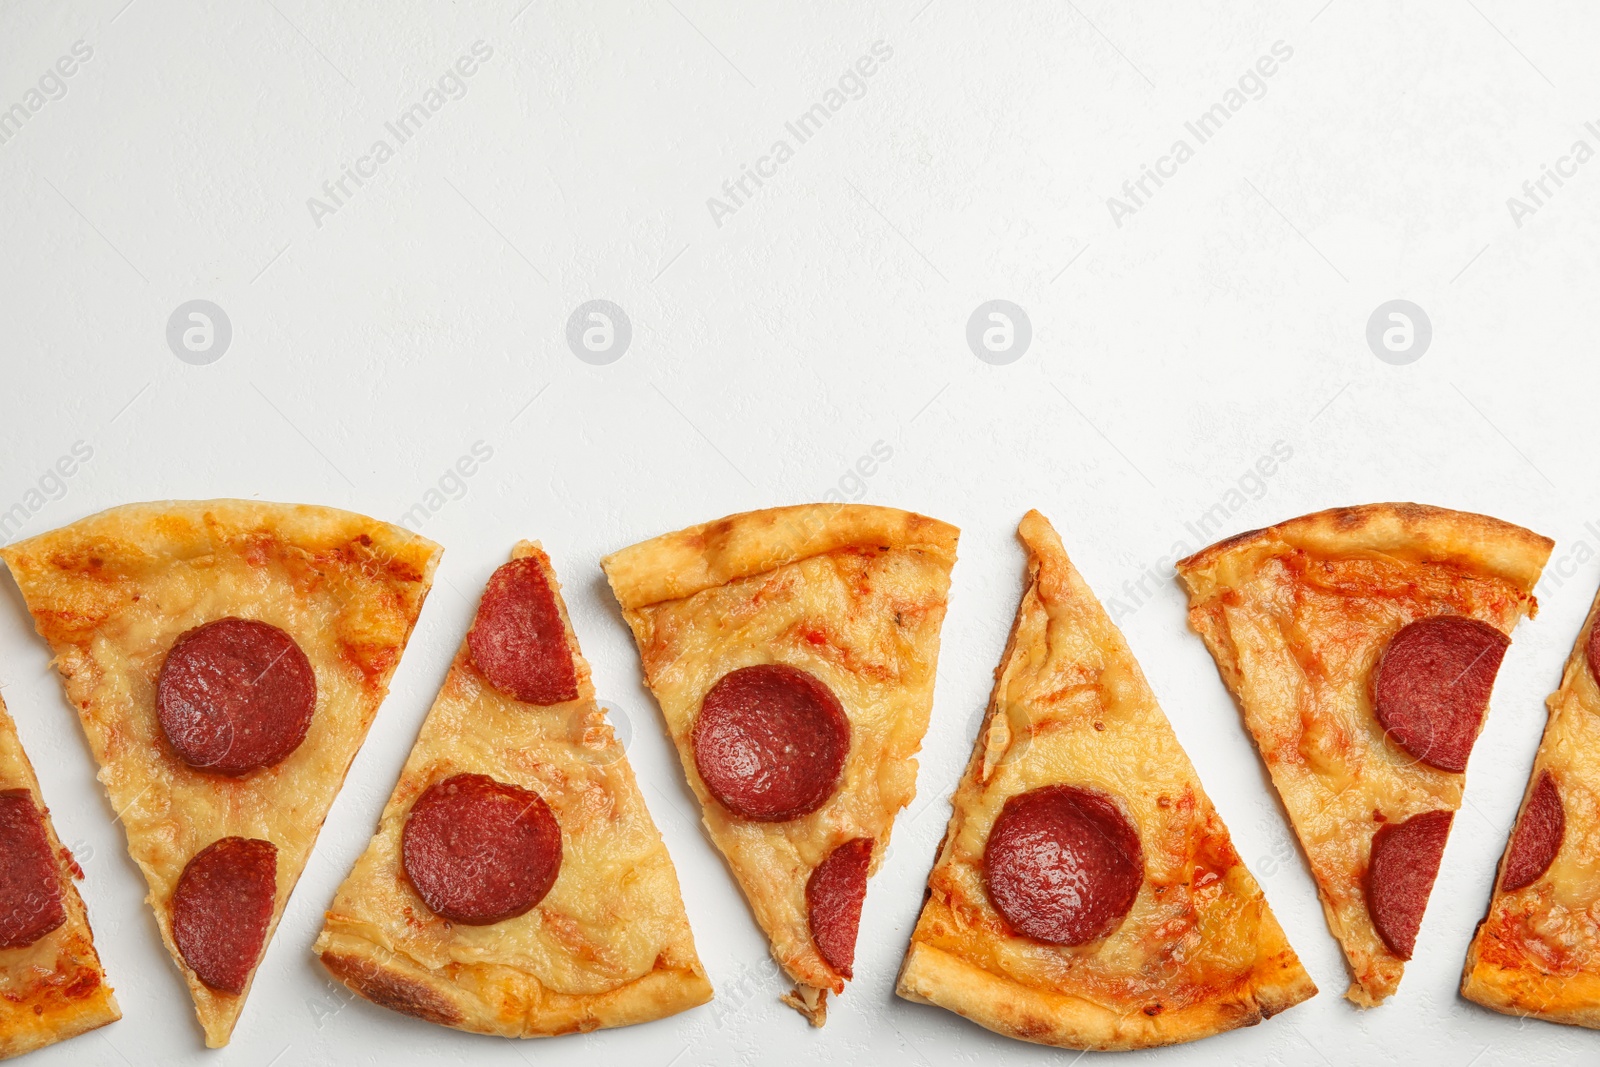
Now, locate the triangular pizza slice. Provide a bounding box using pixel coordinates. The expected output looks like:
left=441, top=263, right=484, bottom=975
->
left=316, top=542, right=712, bottom=1034
left=1, top=500, right=440, bottom=1047
left=0, top=695, right=120, bottom=1059
left=602, top=504, right=959, bottom=1024
left=1462, top=570, right=1600, bottom=1027
left=1175, top=503, right=1551, bottom=1005
left=897, top=511, right=1314, bottom=1049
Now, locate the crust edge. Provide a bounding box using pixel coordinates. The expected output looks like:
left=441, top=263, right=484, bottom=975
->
left=0, top=498, right=442, bottom=576
left=1175, top=502, right=1553, bottom=601
left=317, top=936, right=715, bottom=1038
left=600, top=503, right=959, bottom=611
left=0, top=999, right=122, bottom=1063
left=1461, top=958, right=1600, bottom=1030
left=895, top=941, right=1315, bottom=1051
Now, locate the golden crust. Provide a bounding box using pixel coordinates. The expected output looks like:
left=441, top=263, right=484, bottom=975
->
left=1461, top=574, right=1600, bottom=1029
left=1, top=500, right=440, bottom=1047
left=601, top=503, right=960, bottom=612
left=897, top=940, right=1311, bottom=1052
left=1176, top=502, right=1551, bottom=1006
left=896, top=511, right=1314, bottom=1050
left=0, top=498, right=440, bottom=624
left=602, top=504, right=958, bottom=1017
left=1178, top=501, right=1553, bottom=600
left=316, top=543, right=712, bottom=1037
left=0, top=698, right=120, bottom=1061
left=318, top=938, right=708, bottom=1035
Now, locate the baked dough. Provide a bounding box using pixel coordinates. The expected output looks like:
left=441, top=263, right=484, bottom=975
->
left=315, top=542, right=712, bottom=1035
left=1461, top=573, right=1600, bottom=1028
left=896, top=511, right=1315, bottom=1050
left=1, top=500, right=440, bottom=1046
left=1176, top=503, right=1552, bottom=1005
left=0, top=697, right=120, bottom=1060
left=603, top=504, right=959, bottom=1023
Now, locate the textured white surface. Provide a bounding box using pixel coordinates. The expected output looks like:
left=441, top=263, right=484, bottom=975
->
left=1, top=0, right=1597, bottom=1063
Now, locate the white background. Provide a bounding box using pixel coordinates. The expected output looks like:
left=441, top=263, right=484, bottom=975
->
left=1, top=1, right=1597, bottom=1063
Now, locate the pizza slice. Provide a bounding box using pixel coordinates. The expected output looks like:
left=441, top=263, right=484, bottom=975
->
left=1, top=500, right=440, bottom=1047
left=1462, top=570, right=1600, bottom=1027
left=0, top=695, right=120, bottom=1060
left=1175, top=503, right=1552, bottom=1006
left=601, top=504, right=959, bottom=1024
left=896, top=511, right=1314, bottom=1049
left=315, top=542, right=712, bottom=1035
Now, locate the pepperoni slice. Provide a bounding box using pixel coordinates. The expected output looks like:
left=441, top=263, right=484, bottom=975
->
left=1501, top=771, right=1565, bottom=892
left=691, top=665, right=850, bottom=822
left=171, top=837, right=277, bottom=995
left=1372, top=616, right=1509, bottom=773
left=401, top=774, right=562, bottom=926
left=983, top=785, right=1144, bottom=946
left=0, top=790, right=66, bottom=950
left=157, top=618, right=317, bottom=776
left=1367, top=809, right=1452, bottom=960
left=807, top=838, right=873, bottom=979
left=467, top=558, right=579, bottom=706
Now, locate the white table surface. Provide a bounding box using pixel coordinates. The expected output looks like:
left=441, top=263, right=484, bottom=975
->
left=2, top=1, right=1596, bottom=1063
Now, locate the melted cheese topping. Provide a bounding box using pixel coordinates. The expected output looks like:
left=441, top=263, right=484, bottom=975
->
left=616, top=543, right=954, bottom=996
left=907, top=513, right=1310, bottom=1036
left=317, top=545, right=709, bottom=1035
left=0, top=701, right=119, bottom=1058
left=1463, top=602, right=1600, bottom=1023
left=1184, top=548, right=1535, bottom=1005
left=1, top=501, right=438, bottom=1046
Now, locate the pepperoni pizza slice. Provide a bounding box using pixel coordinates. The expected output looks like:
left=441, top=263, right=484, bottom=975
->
left=0, top=695, right=120, bottom=1060
left=1175, top=503, right=1552, bottom=1006
left=1462, top=571, right=1600, bottom=1027
left=315, top=542, right=712, bottom=1035
left=602, top=504, right=959, bottom=1024
left=0, top=500, right=440, bottom=1047
left=896, top=511, right=1314, bottom=1050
